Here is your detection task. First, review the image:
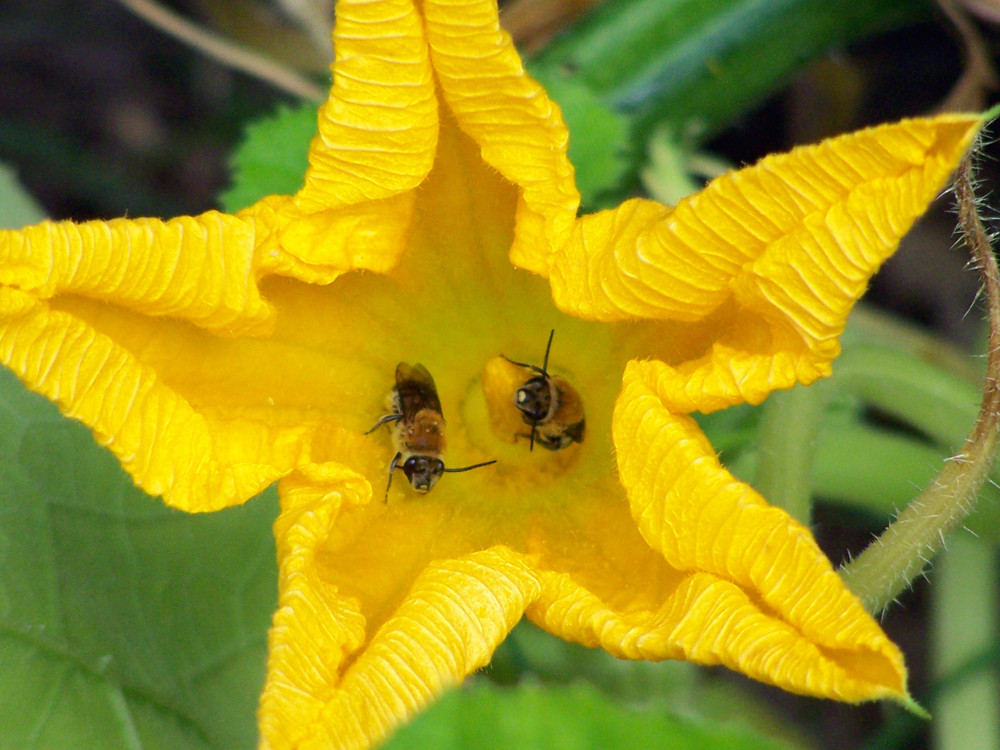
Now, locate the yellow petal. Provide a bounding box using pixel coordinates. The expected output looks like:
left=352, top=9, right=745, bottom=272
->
left=273, top=194, right=418, bottom=279
left=262, top=471, right=541, bottom=750
left=0, top=213, right=272, bottom=335
left=0, top=103, right=534, bottom=514
left=548, top=115, right=981, bottom=409
left=260, top=463, right=373, bottom=750
left=536, top=567, right=904, bottom=701
left=269, top=0, right=581, bottom=281
left=608, top=362, right=906, bottom=700
left=0, top=291, right=379, bottom=511
left=0, top=213, right=309, bottom=510
left=421, top=0, right=579, bottom=275
left=0, top=209, right=400, bottom=511
left=552, top=115, right=978, bottom=322
left=271, top=0, right=437, bottom=277
left=295, top=0, right=437, bottom=213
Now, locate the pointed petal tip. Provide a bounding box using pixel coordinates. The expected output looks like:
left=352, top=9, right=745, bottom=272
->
left=612, top=365, right=914, bottom=701
left=899, top=694, right=931, bottom=720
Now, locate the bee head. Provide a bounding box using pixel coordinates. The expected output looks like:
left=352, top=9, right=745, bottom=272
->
left=514, top=377, right=553, bottom=423
left=401, top=455, right=446, bottom=492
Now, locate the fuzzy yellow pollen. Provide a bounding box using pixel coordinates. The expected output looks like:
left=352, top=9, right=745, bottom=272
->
left=482, top=356, right=530, bottom=444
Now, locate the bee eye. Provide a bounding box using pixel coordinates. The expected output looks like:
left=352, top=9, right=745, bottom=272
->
left=513, top=379, right=552, bottom=423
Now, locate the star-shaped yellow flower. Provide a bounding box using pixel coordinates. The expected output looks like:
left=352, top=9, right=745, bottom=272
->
left=0, top=0, right=986, bottom=748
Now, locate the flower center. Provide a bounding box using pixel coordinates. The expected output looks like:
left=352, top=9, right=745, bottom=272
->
left=453, top=356, right=585, bottom=493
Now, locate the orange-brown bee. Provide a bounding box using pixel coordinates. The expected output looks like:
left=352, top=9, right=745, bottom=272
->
left=504, top=330, right=585, bottom=451
left=367, top=362, right=496, bottom=497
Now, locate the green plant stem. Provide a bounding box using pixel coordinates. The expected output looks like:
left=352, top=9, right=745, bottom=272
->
left=843, top=304, right=983, bottom=386
left=812, top=424, right=1000, bottom=543
left=754, top=381, right=830, bottom=526
left=931, top=535, right=1000, bottom=750
left=839, top=150, right=1000, bottom=614
left=824, top=320, right=1000, bottom=531
left=528, top=0, right=930, bottom=142
left=833, top=346, right=982, bottom=451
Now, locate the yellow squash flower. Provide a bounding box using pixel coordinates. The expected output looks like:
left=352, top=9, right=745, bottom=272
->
left=0, top=0, right=985, bottom=747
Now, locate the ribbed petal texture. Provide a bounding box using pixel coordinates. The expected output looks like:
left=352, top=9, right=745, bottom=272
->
left=0, top=212, right=269, bottom=333
left=607, top=363, right=906, bottom=700
left=549, top=116, right=980, bottom=409
left=263, top=466, right=541, bottom=750
left=422, top=0, right=580, bottom=274
left=275, top=0, right=437, bottom=276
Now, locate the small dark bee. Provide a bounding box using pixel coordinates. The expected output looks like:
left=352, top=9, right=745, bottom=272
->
left=503, top=330, right=585, bottom=451
left=367, top=362, right=495, bottom=498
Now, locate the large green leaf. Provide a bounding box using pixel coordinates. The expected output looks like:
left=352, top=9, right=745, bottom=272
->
left=386, top=680, right=801, bottom=750
left=0, top=366, right=277, bottom=749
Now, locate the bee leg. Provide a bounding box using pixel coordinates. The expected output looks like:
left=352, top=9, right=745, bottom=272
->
left=385, top=451, right=402, bottom=501
left=512, top=429, right=535, bottom=447
left=365, top=413, right=403, bottom=435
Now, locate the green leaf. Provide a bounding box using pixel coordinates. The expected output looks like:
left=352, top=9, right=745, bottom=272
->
left=0, top=366, right=277, bottom=749
left=219, top=103, right=319, bottom=212
left=834, top=345, right=983, bottom=454
left=386, top=680, right=800, bottom=750
left=532, top=75, right=631, bottom=207
left=488, top=621, right=810, bottom=748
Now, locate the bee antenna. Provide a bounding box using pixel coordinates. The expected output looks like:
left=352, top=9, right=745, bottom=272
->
left=540, top=328, right=555, bottom=377
left=528, top=423, right=537, bottom=452
left=500, top=353, right=534, bottom=370
left=442, top=459, right=498, bottom=474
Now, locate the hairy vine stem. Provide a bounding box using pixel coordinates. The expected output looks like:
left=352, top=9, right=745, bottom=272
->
left=840, top=144, right=1000, bottom=615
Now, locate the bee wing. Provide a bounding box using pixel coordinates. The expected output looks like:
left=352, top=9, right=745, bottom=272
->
left=394, top=362, right=443, bottom=419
